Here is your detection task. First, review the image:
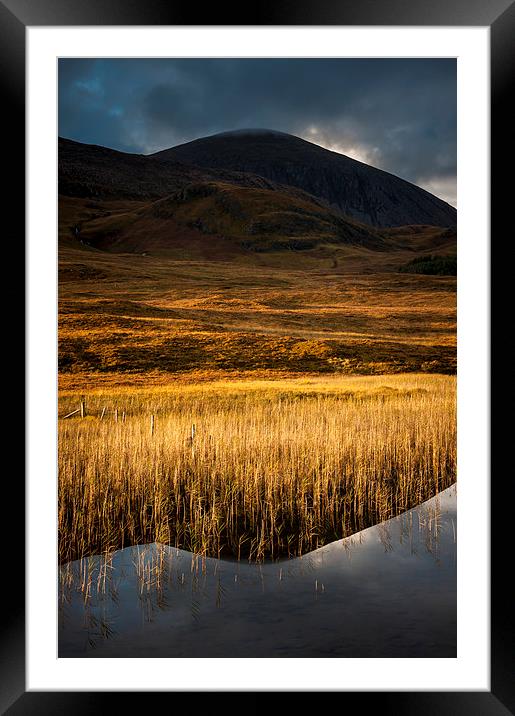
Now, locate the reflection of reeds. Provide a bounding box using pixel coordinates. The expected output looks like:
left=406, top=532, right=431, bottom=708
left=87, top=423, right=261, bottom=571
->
left=133, top=543, right=167, bottom=595
left=96, top=553, right=114, bottom=595
left=418, top=495, right=446, bottom=560
left=133, top=544, right=171, bottom=620
left=84, top=612, right=116, bottom=648
left=378, top=523, right=394, bottom=553
left=59, top=553, right=120, bottom=648
left=340, top=487, right=454, bottom=563
left=59, top=553, right=116, bottom=606
left=59, top=374, right=456, bottom=563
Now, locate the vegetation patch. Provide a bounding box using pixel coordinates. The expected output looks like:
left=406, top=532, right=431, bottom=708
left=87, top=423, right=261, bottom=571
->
left=399, top=255, right=456, bottom=276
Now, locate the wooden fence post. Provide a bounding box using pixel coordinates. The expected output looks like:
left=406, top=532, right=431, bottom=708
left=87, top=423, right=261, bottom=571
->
left=62, top=408, right=80, bottom=419
left=150, top=414, right=155, bottom=437
left=80, top=400, right=86, bottom=418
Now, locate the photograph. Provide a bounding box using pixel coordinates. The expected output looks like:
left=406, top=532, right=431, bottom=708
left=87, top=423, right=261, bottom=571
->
left=0, top=0, right=505, bottom=703
left=1, top=0, right=503, bottom=704
left=56, top=57, right=458, bottom=659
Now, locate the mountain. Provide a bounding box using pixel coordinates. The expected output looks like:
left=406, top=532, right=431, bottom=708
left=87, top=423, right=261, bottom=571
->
left=152, top=129, right=456, bottom=229
left=58, top=134, right=455, bottom=264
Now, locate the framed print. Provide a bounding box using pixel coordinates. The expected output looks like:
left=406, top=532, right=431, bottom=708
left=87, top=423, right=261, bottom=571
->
left=4, top=0, right=509, bottom=711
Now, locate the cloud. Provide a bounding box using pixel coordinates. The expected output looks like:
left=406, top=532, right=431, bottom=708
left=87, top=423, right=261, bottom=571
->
left=58, top=58, right=456, bottom=203
left=416, top=176, right=457, bottom=208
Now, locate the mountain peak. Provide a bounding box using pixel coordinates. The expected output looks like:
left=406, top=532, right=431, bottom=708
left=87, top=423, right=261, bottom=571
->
left=213, top=128, right=292, bottom=139
left=152, top=130, right=456, bottom=229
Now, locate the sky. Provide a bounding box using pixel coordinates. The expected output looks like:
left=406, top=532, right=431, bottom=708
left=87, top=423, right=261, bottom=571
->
left=58, top=58, right=457, bottom=207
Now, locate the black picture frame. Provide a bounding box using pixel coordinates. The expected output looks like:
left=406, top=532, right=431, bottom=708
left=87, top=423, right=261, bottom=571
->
left=6, top=0, right=507, bottom=712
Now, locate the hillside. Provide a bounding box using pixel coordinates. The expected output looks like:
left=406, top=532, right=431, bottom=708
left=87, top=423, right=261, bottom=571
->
left=75, top=180, right=387, bottom=256
left=153, top=129, right=457, bottom=229
left=58, top=134, right=456, bottom=387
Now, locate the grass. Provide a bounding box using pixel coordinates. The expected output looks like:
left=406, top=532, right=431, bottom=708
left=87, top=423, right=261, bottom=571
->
left=58, top=240, right=456, bottom=389
left=59, top=374, right=456, bottom=564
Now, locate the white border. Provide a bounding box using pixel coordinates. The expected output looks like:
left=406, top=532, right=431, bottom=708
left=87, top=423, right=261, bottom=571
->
left=27, top=27, right=489, bottom=691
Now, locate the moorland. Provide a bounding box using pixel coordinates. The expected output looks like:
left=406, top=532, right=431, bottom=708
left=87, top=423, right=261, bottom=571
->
left=58, top=130, right=457, bottom=562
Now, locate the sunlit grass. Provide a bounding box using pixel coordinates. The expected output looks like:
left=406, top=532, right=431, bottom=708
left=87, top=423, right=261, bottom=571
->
left=58, top=374, right=456, bottom=563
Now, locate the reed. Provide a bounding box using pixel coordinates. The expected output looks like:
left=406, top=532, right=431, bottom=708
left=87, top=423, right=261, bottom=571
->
left=58, top=373, right=456, bottom=563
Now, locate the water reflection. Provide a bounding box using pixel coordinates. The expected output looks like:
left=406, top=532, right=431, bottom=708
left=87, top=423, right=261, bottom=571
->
left=59, top=485, right=456, bottom=657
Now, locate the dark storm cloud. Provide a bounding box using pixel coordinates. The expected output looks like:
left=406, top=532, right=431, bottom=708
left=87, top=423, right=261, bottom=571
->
left=58, top=58, right=456, bottom=205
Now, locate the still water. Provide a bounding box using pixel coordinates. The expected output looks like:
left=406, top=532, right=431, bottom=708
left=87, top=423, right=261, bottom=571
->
left=59, top=485, right=456, bottom=657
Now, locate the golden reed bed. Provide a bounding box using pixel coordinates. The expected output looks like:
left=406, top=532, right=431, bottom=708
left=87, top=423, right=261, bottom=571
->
left=58, top=374, right=456, bottom=563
